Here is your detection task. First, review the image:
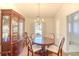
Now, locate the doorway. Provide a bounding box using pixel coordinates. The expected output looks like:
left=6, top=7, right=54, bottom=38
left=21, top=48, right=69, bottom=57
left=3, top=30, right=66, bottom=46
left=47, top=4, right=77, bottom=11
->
left=67, top=11, right=79, bottom=53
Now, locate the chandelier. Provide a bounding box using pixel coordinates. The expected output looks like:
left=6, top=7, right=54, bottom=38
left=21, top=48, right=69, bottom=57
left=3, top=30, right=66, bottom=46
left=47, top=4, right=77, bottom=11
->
left=34, top=3, right=44, bottom=23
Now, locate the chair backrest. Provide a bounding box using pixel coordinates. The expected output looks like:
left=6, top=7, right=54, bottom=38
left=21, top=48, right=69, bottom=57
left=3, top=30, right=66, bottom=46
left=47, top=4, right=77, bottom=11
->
left=27, top=37, right=33, bottom=56
left=49, top=33, right=55, bottom=39
left=49, top=33, right=55, bottom=44
left=24, top=32, right=28, bottom=39
left=58, top=37, right=65, bottom=56
left=24, top=32, right=29, bottom=45
left=30, top=33, right=35, bottom=39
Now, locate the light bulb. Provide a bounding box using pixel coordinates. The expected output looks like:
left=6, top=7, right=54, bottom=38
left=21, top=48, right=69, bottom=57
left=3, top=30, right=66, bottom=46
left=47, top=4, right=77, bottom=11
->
left=34, top=19, right=37, bottom=22
left=42, top=18, right=44, bottom=22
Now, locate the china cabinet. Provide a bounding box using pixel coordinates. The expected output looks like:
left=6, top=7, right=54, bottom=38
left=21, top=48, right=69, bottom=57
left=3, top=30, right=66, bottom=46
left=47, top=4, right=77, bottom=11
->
left=0, top=9, right=25, bottom=56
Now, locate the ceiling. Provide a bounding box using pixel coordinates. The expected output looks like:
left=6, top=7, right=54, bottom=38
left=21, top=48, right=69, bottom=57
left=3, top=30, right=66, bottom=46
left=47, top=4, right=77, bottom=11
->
left=0, top=3, right=63, bottom=18
left=15, top=3, right=63, bottom=18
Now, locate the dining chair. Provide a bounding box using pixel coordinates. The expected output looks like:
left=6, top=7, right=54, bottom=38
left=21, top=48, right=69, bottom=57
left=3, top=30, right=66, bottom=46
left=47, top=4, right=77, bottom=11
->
left=27, top=37, right=41, bottom=56
left=24, top=32, right=29, bottom=45
left=30, top=33, right=36, bottom=39
left=49, top=33, right=55, bottom=43
left=46, top=33, right=55, bottom=48
left=47, top=37, right=65, bottom=56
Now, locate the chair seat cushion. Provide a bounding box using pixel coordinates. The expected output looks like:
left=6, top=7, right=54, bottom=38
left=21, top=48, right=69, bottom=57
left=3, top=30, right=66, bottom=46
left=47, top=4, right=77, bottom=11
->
left=46, top=45, right=59, bottom=53
left=32, top=45, right=41, bottom=52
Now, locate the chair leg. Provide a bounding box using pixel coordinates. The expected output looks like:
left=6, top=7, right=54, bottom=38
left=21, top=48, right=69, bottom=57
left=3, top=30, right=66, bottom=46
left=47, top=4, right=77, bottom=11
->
left=57, top=51, right=59, bottom=56
left=61, top=50, right=62, bottom=56
left=32, top=52, right=33, bottom=56
left=57, top=49, right=62, bottom=56
left=27, top=52, right=29, bottom=56
left=27, top=48, right=29, bottom=56
left=59, top=50, right=62, bottom=56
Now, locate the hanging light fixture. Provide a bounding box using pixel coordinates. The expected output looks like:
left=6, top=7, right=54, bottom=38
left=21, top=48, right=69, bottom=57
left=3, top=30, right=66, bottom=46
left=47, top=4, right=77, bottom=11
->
left=34, top=3, right=44, bottom=23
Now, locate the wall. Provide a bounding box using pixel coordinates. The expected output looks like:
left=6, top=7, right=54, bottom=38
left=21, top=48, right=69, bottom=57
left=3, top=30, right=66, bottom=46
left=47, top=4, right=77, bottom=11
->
left=54, top=4, right=79, bottom=52
left=24, top=17, right=33, bottom=35
left=45, top=18, right=56, bottom=34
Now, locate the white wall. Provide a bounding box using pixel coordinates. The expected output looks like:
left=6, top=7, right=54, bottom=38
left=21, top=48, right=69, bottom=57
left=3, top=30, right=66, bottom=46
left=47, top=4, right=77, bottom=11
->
left=43, top=18, right=56, bottom=34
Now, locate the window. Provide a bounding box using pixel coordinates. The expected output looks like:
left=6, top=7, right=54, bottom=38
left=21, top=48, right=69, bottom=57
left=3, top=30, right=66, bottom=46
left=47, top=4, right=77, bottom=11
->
left=73, top=22, right=79, bottom=34
left=35, top=22, right=42, bottom=35
left=68, top=22, right=71, bottom=33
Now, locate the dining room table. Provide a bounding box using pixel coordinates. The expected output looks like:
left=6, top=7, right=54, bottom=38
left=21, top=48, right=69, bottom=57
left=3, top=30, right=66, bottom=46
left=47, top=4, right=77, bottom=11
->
left=32, top=36, right=55, bottom=56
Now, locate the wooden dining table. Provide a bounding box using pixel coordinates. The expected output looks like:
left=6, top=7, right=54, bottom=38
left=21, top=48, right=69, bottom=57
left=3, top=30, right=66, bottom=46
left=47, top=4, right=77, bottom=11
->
left=32, top=36, right=54, bottom=56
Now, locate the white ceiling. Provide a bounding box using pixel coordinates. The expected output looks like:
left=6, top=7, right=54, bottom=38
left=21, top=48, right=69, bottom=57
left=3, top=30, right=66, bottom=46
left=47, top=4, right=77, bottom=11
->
left=15, top=3, right=63, bottom=18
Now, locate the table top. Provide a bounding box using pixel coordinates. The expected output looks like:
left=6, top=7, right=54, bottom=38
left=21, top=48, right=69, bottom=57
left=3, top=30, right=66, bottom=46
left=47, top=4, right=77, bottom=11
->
left=32, top=36, right=54, bottom=46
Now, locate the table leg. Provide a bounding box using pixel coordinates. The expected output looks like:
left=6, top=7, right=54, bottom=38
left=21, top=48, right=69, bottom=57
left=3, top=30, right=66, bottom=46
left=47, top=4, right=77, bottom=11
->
left=41, top=46, right=47, bottom=56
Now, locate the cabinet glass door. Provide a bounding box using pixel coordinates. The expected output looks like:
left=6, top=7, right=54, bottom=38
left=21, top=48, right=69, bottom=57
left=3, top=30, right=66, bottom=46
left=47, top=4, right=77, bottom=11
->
left=2, top=16, right=10, bottom=42
left=11, top=17, right=18, bottom=41
left=19, top=19, right=24, bottom=40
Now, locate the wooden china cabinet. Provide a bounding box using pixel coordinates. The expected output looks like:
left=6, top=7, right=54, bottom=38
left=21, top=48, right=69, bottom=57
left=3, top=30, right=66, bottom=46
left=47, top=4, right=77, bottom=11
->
left=0, top=9, right=25, bottom=56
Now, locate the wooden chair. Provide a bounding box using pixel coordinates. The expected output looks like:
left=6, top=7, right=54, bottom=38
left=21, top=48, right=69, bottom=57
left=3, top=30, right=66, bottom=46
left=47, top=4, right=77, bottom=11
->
left=49, top=33, right=55, bottom=43
left=46, top=33, right=55, bottom=48
left=24, top=32, right=29, bottom=45
left=27, top=37, right=41, bottom=56
left=30, top=33, right=35, bottom=39
left=47, top=37, right=65, bottom=56
left=24, top=32, right=28, bottom=39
